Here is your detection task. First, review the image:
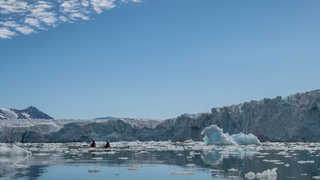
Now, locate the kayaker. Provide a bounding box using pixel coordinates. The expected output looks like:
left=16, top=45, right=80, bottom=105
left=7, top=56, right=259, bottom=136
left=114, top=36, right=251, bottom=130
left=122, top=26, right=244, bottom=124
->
left=105, top=141, right=111, bottom=149
left=90, top=140, right=96, bottom=148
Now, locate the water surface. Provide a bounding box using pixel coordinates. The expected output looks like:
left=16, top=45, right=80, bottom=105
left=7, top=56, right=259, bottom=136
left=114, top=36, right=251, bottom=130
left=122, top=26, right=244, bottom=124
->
left=1, top=142, right=320, bottom=180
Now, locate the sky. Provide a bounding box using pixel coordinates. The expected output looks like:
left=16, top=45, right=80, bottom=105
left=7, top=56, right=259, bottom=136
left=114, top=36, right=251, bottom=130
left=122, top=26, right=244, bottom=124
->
left=1, top=0, right=320, bottom=120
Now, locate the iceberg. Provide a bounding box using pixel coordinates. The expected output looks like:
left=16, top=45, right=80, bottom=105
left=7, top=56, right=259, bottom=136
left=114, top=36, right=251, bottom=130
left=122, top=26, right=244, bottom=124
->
left=231, top=133, right=261, bottom=145
left=201, top=125, right=237, bottom=145
left=201, top=125, right=261, bottom=146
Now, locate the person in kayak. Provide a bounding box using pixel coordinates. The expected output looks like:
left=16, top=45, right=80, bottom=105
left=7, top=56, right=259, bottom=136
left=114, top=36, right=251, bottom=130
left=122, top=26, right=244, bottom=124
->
left=90, top=140, right=96, bottom=148
left=105, top=141, right=111, bottom=149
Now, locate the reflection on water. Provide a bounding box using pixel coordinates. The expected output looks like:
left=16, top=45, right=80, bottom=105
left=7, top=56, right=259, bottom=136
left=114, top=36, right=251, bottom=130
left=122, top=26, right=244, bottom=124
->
left=1, top=142, right=320, bottom=180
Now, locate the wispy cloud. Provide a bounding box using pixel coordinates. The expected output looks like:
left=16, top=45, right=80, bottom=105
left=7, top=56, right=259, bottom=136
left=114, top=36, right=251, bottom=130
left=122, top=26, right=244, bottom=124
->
left=0, top=0, right=141, bottom=39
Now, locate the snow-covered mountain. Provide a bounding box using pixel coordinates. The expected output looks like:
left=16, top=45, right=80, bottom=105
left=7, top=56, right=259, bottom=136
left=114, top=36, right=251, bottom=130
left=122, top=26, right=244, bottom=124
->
left=0, top=106, right=53, bottom=120
left=1, top=89, right=320, bottom=143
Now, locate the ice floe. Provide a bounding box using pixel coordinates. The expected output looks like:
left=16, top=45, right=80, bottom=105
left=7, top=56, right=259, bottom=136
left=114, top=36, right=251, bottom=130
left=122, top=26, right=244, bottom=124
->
left=245, top=168, right=277, bottom=180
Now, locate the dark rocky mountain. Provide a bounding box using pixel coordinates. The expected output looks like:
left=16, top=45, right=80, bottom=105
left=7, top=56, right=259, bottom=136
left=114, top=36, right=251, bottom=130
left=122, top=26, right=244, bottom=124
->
left=1, top=89, right=320, bottom=142
left=0, top=106, right=53, bottom=120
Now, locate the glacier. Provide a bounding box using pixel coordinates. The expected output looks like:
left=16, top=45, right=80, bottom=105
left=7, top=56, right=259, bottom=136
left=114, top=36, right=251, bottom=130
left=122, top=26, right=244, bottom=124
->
left=201, top=125, right=261, bottom=146
left=0, top=143, right=31, bottom=155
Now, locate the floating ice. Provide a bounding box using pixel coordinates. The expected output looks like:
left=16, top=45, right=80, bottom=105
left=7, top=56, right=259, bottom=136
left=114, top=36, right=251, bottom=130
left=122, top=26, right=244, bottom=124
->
left=231, top=133, right=261, bottom=145
left=0, top=143, right=31, bottom=155
left=201, top=125, right=261, bottom=146
left=297, top=160, right=315, bottom=164
left=245, top=172, right=256, bottom=179
left=201, top=125, right=236, bottom=145
left=245, top=168, right=277, bottom=180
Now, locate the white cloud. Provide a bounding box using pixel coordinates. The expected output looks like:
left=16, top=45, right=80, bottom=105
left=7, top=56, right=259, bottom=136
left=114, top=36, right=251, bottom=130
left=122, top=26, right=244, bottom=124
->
left=24, top=18, right=40, bottom=28
left=61, top=0, right=80, bottom=13
left=121, top=0, right=141, bottom=3
left=0, top=0, right=142, bottom=39
left=0, top=0, right=28, bottom=14
left=0, top=27, right=16, bottom=38
left=0, top=21, right=19, bottom=28
left=82, top=0, right=89, bottom=7
left=15, top=26, right=34, bottom=35
left=91, top=0, right=116, bottom=14
left=30, top=1, right=57, bottom=26
left=59, top=16, right=68, bottom=22
left=70, top=12, right=89, bottom=21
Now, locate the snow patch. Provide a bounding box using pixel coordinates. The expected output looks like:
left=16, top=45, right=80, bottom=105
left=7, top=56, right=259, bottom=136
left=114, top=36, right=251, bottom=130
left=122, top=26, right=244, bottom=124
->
left=0, top=108, right=18, bottom=119
left=0, top=113, right=6, bottom=119
left=21, top=112, right=31, bottom=119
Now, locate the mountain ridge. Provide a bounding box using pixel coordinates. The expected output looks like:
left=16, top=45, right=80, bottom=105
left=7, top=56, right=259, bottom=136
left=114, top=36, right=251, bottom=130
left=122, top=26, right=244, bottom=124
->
left=1, top=89, right=320, bottom=142
left=0, top=106, right=53, bottom=120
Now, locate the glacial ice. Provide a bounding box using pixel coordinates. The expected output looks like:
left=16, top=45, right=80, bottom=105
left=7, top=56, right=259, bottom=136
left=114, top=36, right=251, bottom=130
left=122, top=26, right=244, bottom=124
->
left=245, top=168, right=277, bottom=180
left=0, top=143, right=31, bottom=155
left=201, top=125, right=237, bottom=145
left=201, top=125, right=261, bottom=146
left=231, top=133, right=261, bottom=145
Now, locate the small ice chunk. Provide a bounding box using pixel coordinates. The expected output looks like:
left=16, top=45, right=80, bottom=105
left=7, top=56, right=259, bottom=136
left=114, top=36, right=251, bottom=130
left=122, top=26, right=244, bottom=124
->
left=92, top=157, right=103, bottom=160
left=185, top=163, right=196, bottom=167
left=245, top=172, right=256, bottom=179
left=118, top=157, right=129, bottom=160
left=256, top=168, right=277, bottom=180
left=245, top=168, right=277, bottom=180
left=228, top=168, right=238, bottom=172
left=297, top=160, right=315, bottom=164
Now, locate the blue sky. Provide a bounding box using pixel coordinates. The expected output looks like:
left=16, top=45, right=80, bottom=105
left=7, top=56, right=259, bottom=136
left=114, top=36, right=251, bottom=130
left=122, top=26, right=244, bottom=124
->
left=1, top=0, right=320, bottom=119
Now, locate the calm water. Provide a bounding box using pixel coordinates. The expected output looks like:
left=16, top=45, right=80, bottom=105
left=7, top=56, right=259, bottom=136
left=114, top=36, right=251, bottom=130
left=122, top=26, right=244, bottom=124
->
left=1, top=142, right=320, bottom=180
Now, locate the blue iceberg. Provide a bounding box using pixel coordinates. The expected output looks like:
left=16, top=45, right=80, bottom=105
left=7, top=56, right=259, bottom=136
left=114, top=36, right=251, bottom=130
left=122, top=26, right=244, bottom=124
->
left=231, top=133, right=261, bottom=145
left=201, top=125, right=261, bottom=146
